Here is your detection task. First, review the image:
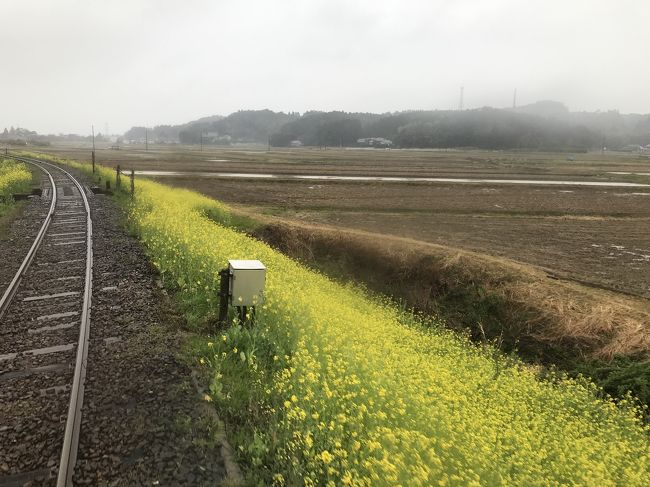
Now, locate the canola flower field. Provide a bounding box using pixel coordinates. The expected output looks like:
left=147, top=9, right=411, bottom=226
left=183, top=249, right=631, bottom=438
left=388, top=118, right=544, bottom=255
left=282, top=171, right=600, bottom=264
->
left=0, top=158, right=32, bottom=213
left=21, top=152, right=650, bottom=486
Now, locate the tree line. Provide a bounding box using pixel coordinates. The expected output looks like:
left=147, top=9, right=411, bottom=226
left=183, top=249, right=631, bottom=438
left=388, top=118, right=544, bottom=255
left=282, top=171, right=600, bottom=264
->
left=119, top=103, right=646, bottom=151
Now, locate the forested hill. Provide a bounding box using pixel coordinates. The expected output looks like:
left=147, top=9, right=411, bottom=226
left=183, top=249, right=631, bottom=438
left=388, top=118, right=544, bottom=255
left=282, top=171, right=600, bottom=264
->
left=124, top=110, right=299, bottom=146
left=123, top=103, right=650, bottom=151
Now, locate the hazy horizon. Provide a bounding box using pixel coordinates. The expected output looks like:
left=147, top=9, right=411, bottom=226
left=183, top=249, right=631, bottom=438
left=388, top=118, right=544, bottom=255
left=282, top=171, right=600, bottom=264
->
left=2, top=0, right=649, bottom=135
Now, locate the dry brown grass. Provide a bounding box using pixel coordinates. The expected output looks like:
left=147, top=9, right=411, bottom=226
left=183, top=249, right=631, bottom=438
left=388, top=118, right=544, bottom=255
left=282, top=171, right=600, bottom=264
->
left=237, top=207, right=650, bottom=362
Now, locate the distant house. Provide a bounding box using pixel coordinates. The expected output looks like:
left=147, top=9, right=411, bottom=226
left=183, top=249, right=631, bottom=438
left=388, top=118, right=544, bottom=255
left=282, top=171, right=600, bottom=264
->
left=357, top=137, right=393, bottom=147
left=621, top=144, right=646, bottom=152
left=290, top=140, right=303, bottom=147
left=203, top=131, right=220, bottom=142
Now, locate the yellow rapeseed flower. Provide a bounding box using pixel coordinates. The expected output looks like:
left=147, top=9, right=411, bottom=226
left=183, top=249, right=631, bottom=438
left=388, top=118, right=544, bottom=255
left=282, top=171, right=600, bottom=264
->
left=39, top=152, right=650, bottom=487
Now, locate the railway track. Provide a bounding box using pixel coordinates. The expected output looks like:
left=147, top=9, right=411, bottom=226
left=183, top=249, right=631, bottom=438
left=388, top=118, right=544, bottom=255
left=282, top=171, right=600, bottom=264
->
left=0, top=156, right=93, bottom=487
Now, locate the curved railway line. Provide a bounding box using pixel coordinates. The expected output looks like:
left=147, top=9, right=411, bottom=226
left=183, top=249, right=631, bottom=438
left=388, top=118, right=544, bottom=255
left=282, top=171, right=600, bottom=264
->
left=0, top=156, right=92, bottom=486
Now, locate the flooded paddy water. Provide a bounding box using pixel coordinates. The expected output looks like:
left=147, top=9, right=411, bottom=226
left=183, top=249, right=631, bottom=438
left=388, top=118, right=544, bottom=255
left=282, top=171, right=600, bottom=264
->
left=128, top=170, right=650, bottom=188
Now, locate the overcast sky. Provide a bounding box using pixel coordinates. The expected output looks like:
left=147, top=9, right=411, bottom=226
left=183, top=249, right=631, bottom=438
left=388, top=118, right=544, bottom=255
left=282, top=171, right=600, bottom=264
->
left=1, top=0, right=649, bottom=134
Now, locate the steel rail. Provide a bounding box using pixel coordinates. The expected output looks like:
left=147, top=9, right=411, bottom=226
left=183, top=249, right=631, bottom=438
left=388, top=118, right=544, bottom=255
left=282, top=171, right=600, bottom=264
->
left=0, top=160, right=57, bottom=318
left=5, top=155, right=93, bottom=487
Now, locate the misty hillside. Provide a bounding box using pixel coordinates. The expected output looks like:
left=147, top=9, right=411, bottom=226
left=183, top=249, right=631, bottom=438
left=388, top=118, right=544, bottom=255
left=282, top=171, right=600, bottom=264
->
left=124, top=110, right=298, bottom=145
left=123, top=114, right=226, bottom=144
left=510, top=101, right=650, bottom=146
left=122, top=104, right=649, bottom=151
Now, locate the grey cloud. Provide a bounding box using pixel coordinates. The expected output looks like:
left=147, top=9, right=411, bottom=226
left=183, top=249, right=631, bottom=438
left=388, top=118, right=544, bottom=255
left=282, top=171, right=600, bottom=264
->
left=1, top=0, right=648, bottom=134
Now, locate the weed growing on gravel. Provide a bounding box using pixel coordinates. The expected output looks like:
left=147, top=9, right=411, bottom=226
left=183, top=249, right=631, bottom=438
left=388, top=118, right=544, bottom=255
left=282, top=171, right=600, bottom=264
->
left=0, top=159, right=31, bottom=214
left=21, top=152, right=650, bottom=486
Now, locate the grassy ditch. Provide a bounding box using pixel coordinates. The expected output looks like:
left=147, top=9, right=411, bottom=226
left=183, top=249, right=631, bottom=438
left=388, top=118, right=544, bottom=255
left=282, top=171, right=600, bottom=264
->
left=241, top=217, right=650, bottom=406
left=21, top=152, right=650, bottom=486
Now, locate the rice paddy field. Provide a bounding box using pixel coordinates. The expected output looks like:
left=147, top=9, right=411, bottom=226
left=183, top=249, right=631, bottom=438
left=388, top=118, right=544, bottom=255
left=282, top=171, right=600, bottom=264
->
left=22, top=151, right=650, bottom=486
left=36, top=144, right=650, bottom=299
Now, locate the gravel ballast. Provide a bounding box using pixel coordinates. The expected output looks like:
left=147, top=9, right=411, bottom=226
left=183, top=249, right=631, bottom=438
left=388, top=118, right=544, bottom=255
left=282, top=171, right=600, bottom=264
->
left=1, top=163, right=228, bottom=486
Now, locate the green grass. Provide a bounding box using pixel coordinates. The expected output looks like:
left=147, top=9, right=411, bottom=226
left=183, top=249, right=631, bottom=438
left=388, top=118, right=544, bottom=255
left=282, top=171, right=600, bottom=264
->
left=577, top=357, right=650, bottom=409
left=0, top=200, right=26, bottom=237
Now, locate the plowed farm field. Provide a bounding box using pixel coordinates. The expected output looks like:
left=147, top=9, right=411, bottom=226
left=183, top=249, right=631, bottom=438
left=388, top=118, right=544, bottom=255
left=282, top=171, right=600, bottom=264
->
left=38, top=145, right=650, bottom=298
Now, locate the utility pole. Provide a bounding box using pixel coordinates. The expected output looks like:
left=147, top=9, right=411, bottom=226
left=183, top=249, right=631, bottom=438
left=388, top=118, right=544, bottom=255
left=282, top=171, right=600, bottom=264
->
left=458, top=86, right=464, bottom=111
left=513, top=88, right=517, bottom=109
left=200, top=132, right=203, bottom=152
left=91, top=125, right=96, bottom=173
left=145, top=127, right=148, bottom=151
